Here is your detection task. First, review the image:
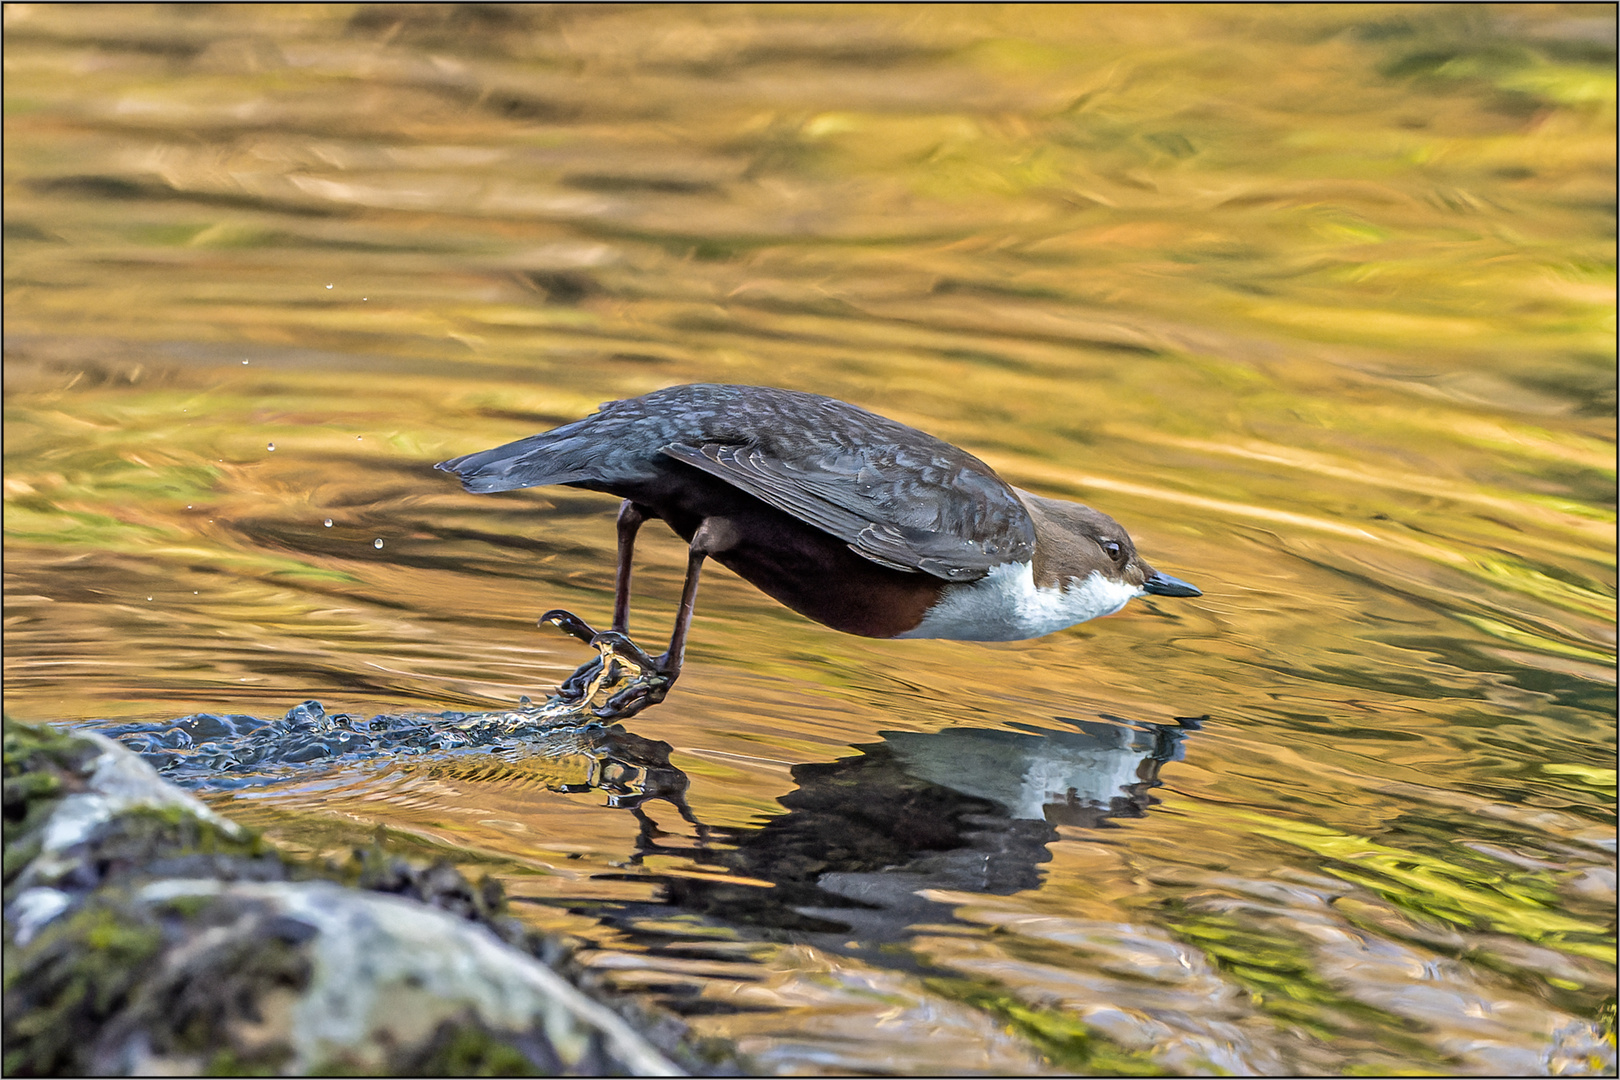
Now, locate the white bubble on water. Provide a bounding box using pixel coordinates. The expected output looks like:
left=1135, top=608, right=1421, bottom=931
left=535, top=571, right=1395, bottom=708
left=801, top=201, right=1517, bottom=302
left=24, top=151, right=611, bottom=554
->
left=267, top=442, right=276, bottom=451
left=324, top=518, right=333, bottom=527
left=373, top=538, right=384, bottom=549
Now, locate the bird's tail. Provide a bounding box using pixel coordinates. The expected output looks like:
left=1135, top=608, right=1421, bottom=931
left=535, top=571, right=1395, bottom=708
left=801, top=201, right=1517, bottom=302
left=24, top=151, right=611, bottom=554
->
left=436, top=418, right=602, bottom=493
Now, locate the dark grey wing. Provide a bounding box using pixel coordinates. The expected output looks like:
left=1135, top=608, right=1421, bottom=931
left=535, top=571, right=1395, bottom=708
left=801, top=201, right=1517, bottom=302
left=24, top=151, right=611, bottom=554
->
left=436, top=383, right=1036, bottom=579
left=660, top=439, right=1035, bottom=581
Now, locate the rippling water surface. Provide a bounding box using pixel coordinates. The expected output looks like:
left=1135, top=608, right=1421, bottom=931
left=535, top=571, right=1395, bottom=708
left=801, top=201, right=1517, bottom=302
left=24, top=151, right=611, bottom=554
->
left=5, top=5, right=1615, bottom=1074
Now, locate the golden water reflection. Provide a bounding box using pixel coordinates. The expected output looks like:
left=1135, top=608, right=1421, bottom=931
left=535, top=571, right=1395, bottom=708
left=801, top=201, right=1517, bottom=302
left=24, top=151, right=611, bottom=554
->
left=5, top=4, right=1615, bottom=1074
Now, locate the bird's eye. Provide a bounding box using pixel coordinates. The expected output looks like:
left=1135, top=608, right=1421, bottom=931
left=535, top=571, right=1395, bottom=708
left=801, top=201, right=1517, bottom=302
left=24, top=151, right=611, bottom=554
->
left=1102, top=539, right=1123, bottom=561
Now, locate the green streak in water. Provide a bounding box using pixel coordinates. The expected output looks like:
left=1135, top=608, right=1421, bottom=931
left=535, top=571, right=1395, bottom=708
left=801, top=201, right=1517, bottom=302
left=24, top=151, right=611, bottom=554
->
left=1229, top=808, right=1615, bottom=963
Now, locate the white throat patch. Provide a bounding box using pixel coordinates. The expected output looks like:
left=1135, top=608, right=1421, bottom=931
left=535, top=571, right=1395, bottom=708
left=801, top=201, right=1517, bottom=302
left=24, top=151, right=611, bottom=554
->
left=896, top=561, right=1142, bottom=641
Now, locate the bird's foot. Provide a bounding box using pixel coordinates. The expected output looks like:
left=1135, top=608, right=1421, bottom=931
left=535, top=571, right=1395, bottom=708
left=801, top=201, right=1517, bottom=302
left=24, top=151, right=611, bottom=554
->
left=539, top=612, right=673, bottom=719
left=541, top=609, right=627, bottom=703
left=587, top=630, right=661, bottom=673
left=554, top=656, right=610, bottom=705
left=541, top=610, right=611, bottom=703
left=585, top=632, right=672, bottom=720
left=592, top=673, right=671, bottom=721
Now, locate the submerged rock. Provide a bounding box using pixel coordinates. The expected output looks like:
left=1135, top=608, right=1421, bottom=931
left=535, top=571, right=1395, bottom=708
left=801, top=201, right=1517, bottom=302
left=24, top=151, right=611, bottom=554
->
left=1, top=717, right=726, bottom=1076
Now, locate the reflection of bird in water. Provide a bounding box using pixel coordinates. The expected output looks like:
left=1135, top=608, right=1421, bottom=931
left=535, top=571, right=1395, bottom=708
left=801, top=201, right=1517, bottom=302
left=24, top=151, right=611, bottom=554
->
left=882, top=716, right=1201, bottom=828
left=534, top=727, right=707, bottom=854
left=438, top=384, right=1200, bottom=718
left=566, top=715, right=1200, bottom=957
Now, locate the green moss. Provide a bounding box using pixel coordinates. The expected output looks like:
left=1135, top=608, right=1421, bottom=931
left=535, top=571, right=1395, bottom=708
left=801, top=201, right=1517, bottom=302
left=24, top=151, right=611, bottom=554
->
left=156, top=893, right=217, bottom=920
left=123, top=906, right=309, bottom=1073
left=3, top=769, right=62, bottom=805
left=88, top=802, right=270, bottom=862
left=0, top=832, right=45, bottom=893
left=2, top=899, right=167, bottom=1075
left=340, top=842, right=514, bottom=939
left=2, top=717, right=287, bottom=908
left=2, top=716, right=100, bottom=789
left=407, top=1020, right=547, bottom=1076
left=3, top=886, right=319, bottom=1074
left=3, top=717, right=101, bottom=899
left=205, top=1047, right=286, bottom=1076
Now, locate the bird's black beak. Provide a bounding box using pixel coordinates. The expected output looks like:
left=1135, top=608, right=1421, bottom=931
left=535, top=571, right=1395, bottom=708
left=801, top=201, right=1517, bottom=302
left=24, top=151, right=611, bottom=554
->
left=1143, top=571, right=1201, bottom=598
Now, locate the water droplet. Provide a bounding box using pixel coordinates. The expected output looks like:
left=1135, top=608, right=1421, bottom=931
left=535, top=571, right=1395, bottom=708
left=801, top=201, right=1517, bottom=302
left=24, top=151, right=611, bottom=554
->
left=242, top=359, right=249, bottom=365
left=267, top=442, right=276, bottom=451
left=324, top=518, right=333, bottom=528
left=373, top=538, right=384, bottom=549
left=146, top=597, right=153, bottom=601
left=356, top=435, right=362, bottom=441
left=325, top=283, right=333, bottom=290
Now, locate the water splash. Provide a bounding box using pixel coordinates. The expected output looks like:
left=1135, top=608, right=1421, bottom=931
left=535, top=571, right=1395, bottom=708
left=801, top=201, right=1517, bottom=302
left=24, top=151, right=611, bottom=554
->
left=95, top=694, right=625, bottom=790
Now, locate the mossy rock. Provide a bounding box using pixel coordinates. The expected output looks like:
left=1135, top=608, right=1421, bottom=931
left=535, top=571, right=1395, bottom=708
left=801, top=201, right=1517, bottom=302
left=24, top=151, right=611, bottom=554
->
left=1, top=717, right=742, bottom=1075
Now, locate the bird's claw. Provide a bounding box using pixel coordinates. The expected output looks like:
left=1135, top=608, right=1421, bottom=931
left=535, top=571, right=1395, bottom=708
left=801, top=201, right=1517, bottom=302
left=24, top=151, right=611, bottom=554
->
left=540, top=609, right=600, bottom=646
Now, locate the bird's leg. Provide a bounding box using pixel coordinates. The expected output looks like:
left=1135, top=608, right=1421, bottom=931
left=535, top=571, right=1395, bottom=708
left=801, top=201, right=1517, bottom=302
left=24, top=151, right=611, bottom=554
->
left=592, top=519, right=727, bottom=720
left=548, top=500, right=649, bottom=702
left=611, top=500, right=645, bottom=634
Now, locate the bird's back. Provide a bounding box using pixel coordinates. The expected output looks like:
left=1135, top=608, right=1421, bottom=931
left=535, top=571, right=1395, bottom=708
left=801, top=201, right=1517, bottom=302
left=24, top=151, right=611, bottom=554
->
left=438, top=384, right=1036, bottom=581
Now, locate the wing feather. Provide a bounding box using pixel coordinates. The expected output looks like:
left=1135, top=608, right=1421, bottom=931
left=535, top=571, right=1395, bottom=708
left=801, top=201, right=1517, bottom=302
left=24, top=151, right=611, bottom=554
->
left=660, top=437, right=1033, bottom=581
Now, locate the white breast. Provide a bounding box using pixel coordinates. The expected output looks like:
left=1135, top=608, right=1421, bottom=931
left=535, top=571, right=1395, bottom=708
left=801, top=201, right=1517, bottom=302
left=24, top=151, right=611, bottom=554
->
left=895, top=560, right=1142, bottom=642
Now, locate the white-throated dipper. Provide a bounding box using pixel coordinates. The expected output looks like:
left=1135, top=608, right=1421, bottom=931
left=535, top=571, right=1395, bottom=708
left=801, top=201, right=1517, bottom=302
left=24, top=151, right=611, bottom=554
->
left=438, top=383, right=1199, bottom=718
